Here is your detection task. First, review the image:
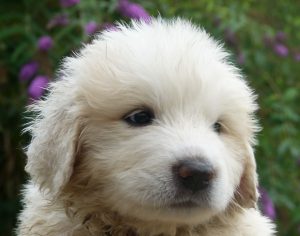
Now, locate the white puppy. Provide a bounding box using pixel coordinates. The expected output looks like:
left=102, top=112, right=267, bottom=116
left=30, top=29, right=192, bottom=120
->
left=17, top=18, right=276, bottom=235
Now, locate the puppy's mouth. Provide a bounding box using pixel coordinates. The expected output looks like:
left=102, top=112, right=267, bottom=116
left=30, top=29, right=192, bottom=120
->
left=165, top=191, right=212, bottom=210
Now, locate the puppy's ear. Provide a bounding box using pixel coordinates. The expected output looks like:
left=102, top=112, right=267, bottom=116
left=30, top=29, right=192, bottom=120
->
left=235, top=144, right=258, bottom=208
left=25, top=82, right=81, bottom=197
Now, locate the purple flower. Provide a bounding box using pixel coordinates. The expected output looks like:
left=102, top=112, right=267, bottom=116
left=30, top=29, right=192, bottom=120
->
left=47, top=14, right=69, bottom=29
left=37, top=36, right=53, bottom=52
left=19, top=61, right=38, bottom=82
left=275, top=31, right=286, bottom=42
left=294, top=53, right=300, bottom=61
left=100, top=23, right=119, bottom=32
left=28, top=75, right=49, bottom=100
left=259, top=187, right=276, bottom=220
left=60, top=0, right=80, bottom=7
left=118, top=0, right=150, bottom=22
left=84, top=21, right=98, bottom=35
left=273, top=43, right=289, bottom=57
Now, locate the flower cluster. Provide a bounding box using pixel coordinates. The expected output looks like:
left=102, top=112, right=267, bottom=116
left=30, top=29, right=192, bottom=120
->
left=85, top=21, right=98, bottom=35
left=28, top=76, right=49, bottom=100
left=37, top=36, right=53, bottom=52
left=219, top=20, right=300, bottom=66
left=47, top=14, right=69, bottom=29
left=19, top=61, right=49, bottom=100
left=18, top=0, right=151, bottom=101
left=264, top=31, right=289, bottom=57
left=19, top=62, right=38, bottom=82
left=259, top=187, right=276, bottom=220
left=118, top=0, right=150, bottom=22
left=18, top=0, right=80, bottom=101
left=273, top=43, right=289, bottom=57
left=19, top=35, right=53, bottom=100
left=263, top=31, right=300, bottom=60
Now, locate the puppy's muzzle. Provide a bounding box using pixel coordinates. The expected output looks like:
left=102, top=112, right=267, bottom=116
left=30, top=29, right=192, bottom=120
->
left=173, top=159, right=215, bottom=193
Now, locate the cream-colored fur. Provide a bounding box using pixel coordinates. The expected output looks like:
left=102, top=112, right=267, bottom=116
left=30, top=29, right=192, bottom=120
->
left=17, top=18, right=276, bottom=235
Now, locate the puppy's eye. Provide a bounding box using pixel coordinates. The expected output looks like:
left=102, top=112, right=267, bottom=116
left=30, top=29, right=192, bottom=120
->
left=213, top=122, right=222, bottom=133
left=124, top=109, right=154, bottom=127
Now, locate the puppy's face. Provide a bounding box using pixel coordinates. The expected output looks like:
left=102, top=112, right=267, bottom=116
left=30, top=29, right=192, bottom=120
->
left=26, top=19, right=258, bottom=225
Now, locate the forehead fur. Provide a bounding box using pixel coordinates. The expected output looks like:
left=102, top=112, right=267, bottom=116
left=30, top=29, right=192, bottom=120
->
left=61, top=18, right=257, bottom=132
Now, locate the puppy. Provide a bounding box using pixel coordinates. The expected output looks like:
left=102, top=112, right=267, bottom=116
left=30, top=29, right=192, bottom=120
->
left=17, top=18, right=276, bottom=235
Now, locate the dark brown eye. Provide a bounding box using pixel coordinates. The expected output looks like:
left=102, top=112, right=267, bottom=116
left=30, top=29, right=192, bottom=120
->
left=124, top=109, right=154, bottom=127
left=213, top=122, right=222, bottom=133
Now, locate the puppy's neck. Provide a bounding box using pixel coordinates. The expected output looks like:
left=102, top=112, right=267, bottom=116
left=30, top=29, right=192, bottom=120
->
left=81, top=212, right=197, bottom=236
left=62, top=199, right=237, bottom=236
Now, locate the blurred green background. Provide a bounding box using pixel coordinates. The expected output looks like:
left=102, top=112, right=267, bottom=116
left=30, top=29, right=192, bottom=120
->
left=0, top=0, right=299, bottom=235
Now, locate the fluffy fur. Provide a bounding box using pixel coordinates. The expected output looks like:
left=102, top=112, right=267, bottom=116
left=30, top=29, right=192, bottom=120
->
left=17, top=18, right=276, bottom=235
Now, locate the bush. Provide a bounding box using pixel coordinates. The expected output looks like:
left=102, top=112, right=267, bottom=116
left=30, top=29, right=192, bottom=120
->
left=1, top=0, right=299, bottom=235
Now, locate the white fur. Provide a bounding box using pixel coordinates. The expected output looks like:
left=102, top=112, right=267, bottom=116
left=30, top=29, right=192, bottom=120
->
left=17, top=18, right=276, bottom=235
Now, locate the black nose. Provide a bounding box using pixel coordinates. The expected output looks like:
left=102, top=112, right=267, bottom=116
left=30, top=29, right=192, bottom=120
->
left=173, top=160, right=215, bottom=193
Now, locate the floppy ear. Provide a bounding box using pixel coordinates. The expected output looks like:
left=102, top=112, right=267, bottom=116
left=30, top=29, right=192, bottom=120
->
left=25, top=82, right=81, bottom=197
left=235, top=144, right=258, bottom=208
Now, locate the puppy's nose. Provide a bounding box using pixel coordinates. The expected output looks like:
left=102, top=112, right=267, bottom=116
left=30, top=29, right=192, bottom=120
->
left=173, top=160, right=215, bottom=193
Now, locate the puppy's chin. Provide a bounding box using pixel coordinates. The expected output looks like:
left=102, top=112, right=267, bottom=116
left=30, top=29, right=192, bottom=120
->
left=110, top=197, right=225, bottom=225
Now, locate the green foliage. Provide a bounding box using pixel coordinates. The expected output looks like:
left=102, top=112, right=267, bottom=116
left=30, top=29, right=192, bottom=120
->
left=0, top=0, right=299, bottom=235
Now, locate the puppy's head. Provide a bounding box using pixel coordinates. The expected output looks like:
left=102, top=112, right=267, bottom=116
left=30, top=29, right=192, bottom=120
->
left=26, top=18, right=259, bottom=224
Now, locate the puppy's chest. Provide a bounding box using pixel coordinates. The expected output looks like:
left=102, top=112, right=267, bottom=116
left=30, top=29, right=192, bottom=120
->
left=81, top=219, right=199, bottom=236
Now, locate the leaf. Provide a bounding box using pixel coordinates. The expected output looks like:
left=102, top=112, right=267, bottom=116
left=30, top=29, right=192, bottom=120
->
left=0, top=26, right=26, bottom=41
